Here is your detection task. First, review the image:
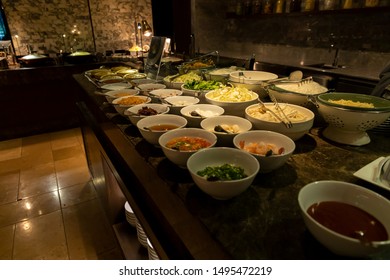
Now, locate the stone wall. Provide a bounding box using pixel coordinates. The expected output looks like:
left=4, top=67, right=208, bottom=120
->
left=3, top=0, right=152, bottom=55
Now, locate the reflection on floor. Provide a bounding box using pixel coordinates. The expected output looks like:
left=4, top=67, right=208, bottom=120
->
left=0, top=128, right=124, bottom=260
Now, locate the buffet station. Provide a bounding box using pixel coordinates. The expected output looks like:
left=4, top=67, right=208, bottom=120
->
left=73, top=38, right=390, bottom=260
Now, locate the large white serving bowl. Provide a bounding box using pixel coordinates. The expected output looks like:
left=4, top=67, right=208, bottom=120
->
left=180, top=104, right=225, bottom=127
left=229, top=70, right=278, bottom=84
left=298, top=180, right=390, bottom=257
left=158, top=128, right=217, bottom=168
left=205, top=87, right=258, bottom=117
left=124, top=103, right=170, bottom=125
left=316, top=92, right=390, bottom=146
left=233, top=130, right=295, bottom=173
left=267, top=81, right=328, bottom=108
left=186, top=147, right=260, bottom=200
left=104, top=88, right=139, bottom=103
left=112, top=95, right=151, bottom=115
left=245, top=103, right=315, bottom=140
left=136, top=114, right=187, bottom=146
left=200, top=115, right=252, bottom=147
left=164, top=95, right=200, bottom=115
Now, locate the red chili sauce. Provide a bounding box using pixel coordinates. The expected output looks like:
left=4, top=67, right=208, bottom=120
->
left=307, top=201, right=388, bottom=242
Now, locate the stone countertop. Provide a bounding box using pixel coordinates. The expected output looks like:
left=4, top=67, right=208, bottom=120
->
left=75, top=73, right=390, bottom=260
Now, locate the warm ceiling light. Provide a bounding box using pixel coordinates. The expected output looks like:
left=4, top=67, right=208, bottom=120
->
left=141, top=19, right=152, bottom=37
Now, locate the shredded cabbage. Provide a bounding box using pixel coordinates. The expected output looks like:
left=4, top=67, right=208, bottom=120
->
left=206, top=86, right=257, bottom=102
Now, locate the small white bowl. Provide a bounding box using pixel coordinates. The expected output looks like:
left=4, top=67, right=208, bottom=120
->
left=200, top=115, right=252, bottom=147
left=136, top=115, right=187, bottom=146
left=164, top=96, right=200, bottom=115
left=245, top=103, right=314, bottom=140
left=180, top=104, right=225, bottom=127
left=124, top=103, right=170, bottom=125
left=136, top=83, right=166, bottom=94
left=233, top=130, right=295, bottom=173
left=298, top=180, right=390, bottom=257
left=158, top=128, right=217, bottom=168
left=187, top=147, right=260, bottom=200
left=149, top=88, right=183, bottom=101
left=112, top=95, right=151, bottom=115
left=104, top=88, right=139, bottom=103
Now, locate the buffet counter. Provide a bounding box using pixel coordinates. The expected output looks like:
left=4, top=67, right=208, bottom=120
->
left=74, top=73, right=390, bottom=260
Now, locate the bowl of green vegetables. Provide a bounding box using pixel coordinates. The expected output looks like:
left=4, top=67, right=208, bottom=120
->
left=181, top=80, right=224, bottom=102
left=186, top=147, right=260, bottom=200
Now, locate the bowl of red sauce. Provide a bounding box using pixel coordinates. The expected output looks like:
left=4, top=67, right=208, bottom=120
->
left=298, top=180, right=390, bottom=257
left=158, top=128, right=217, bottom=168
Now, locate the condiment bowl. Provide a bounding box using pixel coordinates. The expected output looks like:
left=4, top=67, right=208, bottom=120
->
left=180, top=104, right=225, bottom=127
left=164, top=96, right=200, bottom=115
left=186, top=147, right=260, bottom=200
left=298, top=180, right=390, bottom=257
left=149, top=88, right=182, bottom=102
left=158, top=128, right=217, bottom=168
left=200, top=115, right=252, bottom=147
left=112, top=95, right=151, bottom=115
left=104, top=88, right=139, bottom=103
left=136, top=83, right=166, bottom=94
left=124, top=103, right=170, bottom=125
left=316, top=93, right=390, bottom=146
left=233, top=130, right=295, bottom=173
left=136, top=114, right=187, bottom=146
left=245, top=102, right=315, bottom=140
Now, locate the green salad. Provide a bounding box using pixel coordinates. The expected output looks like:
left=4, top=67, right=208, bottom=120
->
left=183, top=80, right=223, bottom=91
left=197, top=164, right=248, bottom=181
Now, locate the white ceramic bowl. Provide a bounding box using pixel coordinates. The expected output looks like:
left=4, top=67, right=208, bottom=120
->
left=149, top=89, right=183, bottom=102
left=136, top=83, right=166, bottom=94
left=112, top=95, right=151, bottom=115
left=298, top=180, right=390, bottom=257
left=164, top=96, right=200, bottom=115
left=130, top=78, right=155, bottom=86
left=186, top=147, right=260, bottom=200
left=267, top=81, right=328, bottom=108
left=158, top=128, right=217, bottom=168
left=200, top=115, right=253, bottom=147
left=233, top=130, right=295, bottom=173
left=316, top=92, right=390, bottom=146
left=229, top=70, right=278, bottom=84
left=104, top=88, right=139, bottom=103
left=205, top=87, right=259, bottom=117
left=124, top=103, right=170, bottom=125
left=245, top=103, right=315, bottom=140
left=136, top=114, right=187, bottom=146
left=180, top=104, right=225, bottom=127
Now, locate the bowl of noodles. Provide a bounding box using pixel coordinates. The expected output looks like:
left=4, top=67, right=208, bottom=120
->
left=245, top=103, right=315, bottom=140
left=316, top=92, right=390, bottom=146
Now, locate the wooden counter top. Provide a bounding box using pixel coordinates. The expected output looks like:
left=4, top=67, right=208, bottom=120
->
left=74, top=73, right=390, bottom=260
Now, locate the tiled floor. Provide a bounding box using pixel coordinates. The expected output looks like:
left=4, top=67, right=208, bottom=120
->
left=0, top=128, right=124, bottom=260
